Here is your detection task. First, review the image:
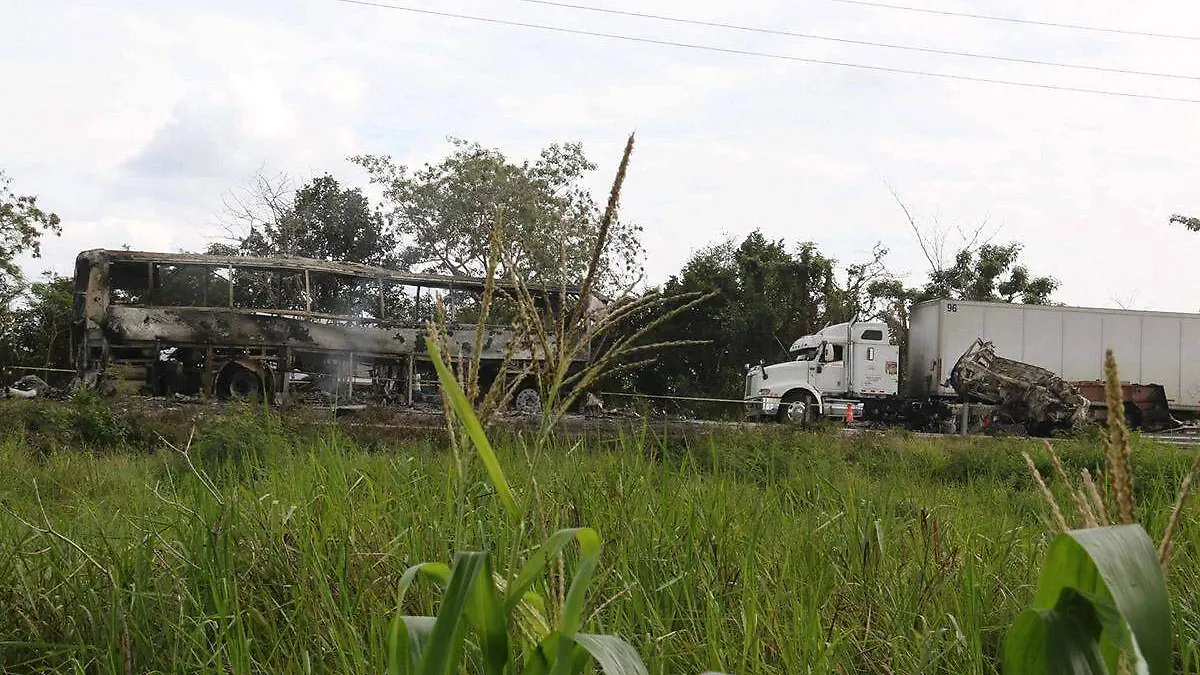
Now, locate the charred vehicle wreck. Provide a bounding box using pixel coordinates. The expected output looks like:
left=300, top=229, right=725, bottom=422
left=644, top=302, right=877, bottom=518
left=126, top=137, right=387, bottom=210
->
left=71, top=249, right=598, bottom=409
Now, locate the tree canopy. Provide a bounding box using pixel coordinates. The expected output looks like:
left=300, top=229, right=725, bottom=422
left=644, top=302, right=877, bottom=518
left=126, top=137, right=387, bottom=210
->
left=0, top=170, right=61, bottom=304
left=0, top=273, right=72, bottom=372
left=920, top=242, right=1057, bottom=305
left=217, top=173, right=395, bottom=267
left=619, top=231, right=849, bottom=405
left=1170, top=214, right=1200, bottom=231
left=352, top=138, right=643, bottom=292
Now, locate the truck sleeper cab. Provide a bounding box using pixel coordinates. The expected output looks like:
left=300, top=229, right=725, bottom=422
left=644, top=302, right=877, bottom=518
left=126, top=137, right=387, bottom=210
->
left=744, top=320, right=899, bottom=422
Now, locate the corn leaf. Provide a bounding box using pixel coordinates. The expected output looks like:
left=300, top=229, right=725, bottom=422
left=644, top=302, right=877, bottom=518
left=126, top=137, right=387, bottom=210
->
left=574, top=633, right=650, bottom=675
left=558, top=528, right=602, bottom=637
left=1003, top=525, right=1170, bottom=675
left=389, top=562, right=453, bottom=675
left=546, top=633, right=594, bottom=675
left=389, top=615, right=436, bottom=675
left=505, top=528, right=599, bottom=615
left=397, top=562, right=452, bottom=605
left=426, top=336, right=520, bottom=519
left=463, top=553, right=509, bottom=675
left=416, top=552, right=489, bottom=675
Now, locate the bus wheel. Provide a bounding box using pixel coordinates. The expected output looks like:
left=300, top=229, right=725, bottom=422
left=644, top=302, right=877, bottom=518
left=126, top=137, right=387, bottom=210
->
left=221, top=366, right=262, bottom=401
left=513, top=387, right=542, bottom=415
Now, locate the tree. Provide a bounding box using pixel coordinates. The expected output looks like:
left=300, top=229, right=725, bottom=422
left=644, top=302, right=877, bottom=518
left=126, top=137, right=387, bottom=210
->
left=211, top=173, right=397, bottom=315
left=0, top=273, right=73, bottom=372
left=921, top=243, right=1057, bottom=304
left=221, top=172, right=395, bottom=266
left=1170, top=214, right=1200, bottom=231
left=867, top=193, right=1058, bottom=387
left=887, top=190, right=1057, bottom=305
left=619, top=231, right=845, bottom=409
left=0, top=170, right=61, bottom=305
left=352, top=138, right=644, bottom=292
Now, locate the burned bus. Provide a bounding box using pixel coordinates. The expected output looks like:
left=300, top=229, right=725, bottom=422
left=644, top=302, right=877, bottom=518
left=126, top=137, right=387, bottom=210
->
left=71, top=249, right=597, bottom=408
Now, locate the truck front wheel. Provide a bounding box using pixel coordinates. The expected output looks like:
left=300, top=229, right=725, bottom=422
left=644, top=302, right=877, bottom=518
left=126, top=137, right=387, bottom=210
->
left=778, top=390, right=817, bottom=425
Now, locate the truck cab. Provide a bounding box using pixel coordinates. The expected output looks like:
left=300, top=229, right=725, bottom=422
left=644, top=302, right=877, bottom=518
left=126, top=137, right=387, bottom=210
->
left=744, top=320, right=899, bottom=421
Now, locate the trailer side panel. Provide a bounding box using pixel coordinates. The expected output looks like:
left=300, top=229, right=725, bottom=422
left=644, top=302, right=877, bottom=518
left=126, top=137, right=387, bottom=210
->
left=913, top=299, right=1200, bottom=412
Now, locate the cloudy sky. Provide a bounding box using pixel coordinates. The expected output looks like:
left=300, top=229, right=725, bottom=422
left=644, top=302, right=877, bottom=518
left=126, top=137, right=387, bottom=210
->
left=4, top=0, right=1200, bottom=311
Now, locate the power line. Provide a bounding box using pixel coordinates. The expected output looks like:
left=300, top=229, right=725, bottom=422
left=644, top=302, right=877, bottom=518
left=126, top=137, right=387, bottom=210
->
left=816, top=0, right=1200, bottom=42
left=319, top=0, right=1200, bottom=104
left=491, top=0, right=1200, bottom=82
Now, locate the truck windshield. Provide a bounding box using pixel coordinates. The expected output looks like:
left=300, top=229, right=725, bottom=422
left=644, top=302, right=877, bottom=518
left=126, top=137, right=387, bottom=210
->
left=793, top=347, right=818, bottom=361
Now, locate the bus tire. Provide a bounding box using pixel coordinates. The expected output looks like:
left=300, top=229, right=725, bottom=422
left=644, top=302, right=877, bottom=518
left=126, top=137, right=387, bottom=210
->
left=220, top=365, right=263, bottom=402
left=513, top=387, right=542, bottom=415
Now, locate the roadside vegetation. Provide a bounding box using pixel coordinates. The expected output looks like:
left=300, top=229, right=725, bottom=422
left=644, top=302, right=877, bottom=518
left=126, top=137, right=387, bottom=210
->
left=0, top=397, right=1197, bottom=673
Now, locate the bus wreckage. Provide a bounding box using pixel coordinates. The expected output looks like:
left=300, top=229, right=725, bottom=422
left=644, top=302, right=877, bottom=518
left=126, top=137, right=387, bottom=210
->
left=71, top=249, right=603, bottom=409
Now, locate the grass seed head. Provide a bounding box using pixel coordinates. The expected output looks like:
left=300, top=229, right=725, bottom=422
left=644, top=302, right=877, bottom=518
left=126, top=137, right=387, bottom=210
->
left=1023, top=450, right=1068, bottom=532
left=1102, top=349, right=1136, bottom=524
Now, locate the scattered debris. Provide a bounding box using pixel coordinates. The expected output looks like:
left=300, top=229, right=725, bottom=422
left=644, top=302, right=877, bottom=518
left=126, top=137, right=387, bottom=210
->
left=3, top=374, right=51, bottom=399
left=583, top=392, right=604, bottom=416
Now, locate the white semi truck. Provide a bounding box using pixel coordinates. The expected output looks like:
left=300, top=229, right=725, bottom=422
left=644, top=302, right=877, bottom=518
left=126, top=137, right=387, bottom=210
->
left=744, top=298, right=1200, bottom=431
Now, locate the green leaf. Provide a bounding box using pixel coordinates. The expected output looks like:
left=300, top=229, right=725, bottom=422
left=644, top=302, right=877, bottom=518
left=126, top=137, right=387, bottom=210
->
left=397, top=562, right=453, bottom=605
left=389, top=554, right=508, bottom=675
left=558, top=528, right=602, bottom=637
left=417, top=552, right=490, bottom=675
left=389, top=616, right=437, bottom=675
left=387, top=611, right=408, bottom=675
left=574, top=633, right=650, bottom=675
left=546, top=633, right=593, bottom=675
left=463, top=553, right=510, bottom=675
left=426, top=336, right=520, bottom=519
left=1005, top=591, right=1110, bottom=674
left=389, top=562, right=452, bottom=675
left=1004, top=525, right=1170, bottom=675
left=505, top=528, right=598, bottom=615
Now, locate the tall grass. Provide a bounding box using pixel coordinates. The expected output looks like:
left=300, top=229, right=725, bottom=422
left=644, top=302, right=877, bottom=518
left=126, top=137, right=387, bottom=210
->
left=0, top=400, right=1197, bottom=672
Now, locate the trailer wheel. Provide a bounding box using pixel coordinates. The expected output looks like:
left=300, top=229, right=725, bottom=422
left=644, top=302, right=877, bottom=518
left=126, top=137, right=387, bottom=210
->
left=220, top=365, right=263, bottom=402
left=779, top=390, right=816, bottom=425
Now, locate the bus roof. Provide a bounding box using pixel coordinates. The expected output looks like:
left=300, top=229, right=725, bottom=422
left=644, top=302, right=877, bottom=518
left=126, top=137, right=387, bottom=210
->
left=77, top=248, right=602, bottom=300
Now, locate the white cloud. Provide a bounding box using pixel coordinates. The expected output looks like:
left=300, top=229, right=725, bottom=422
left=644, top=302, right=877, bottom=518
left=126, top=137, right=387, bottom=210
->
left=4, top=0, right=1200, bottom=317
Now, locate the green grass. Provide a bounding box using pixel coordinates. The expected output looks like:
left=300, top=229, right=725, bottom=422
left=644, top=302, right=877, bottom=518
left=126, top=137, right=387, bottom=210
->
left=0, top=399, right=1197, bottom=673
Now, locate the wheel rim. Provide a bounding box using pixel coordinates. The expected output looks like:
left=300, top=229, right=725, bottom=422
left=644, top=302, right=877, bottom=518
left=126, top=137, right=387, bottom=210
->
left=228, top=371, right=260, bottom=400
left=514, top=388, right=542, bottom=414
left=784, top=400, right=807, bottom=423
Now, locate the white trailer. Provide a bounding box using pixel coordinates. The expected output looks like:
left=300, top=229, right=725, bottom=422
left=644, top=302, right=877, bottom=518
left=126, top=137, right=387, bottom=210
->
left=907, top=299, right=1200, bottom=414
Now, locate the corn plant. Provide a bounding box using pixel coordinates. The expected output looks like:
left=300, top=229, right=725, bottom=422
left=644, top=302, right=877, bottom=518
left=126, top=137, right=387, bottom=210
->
left=424, top=133, right=714, bottom=444
left=391, top=336, right=728, bottom=675
left=1009, top=349, right=1200, bottom=674
left=499, top=134, right=714, bottom=442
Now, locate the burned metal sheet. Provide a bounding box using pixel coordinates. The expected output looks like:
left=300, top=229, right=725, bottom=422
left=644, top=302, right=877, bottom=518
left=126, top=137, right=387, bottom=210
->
left=102, top=306, right=550, bottom=361
left=949, top=338, right=1089, bottom=429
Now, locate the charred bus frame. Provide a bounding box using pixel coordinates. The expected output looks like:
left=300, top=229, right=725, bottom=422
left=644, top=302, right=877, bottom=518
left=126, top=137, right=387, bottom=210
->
left=71, top=249, right=594, bottom=405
